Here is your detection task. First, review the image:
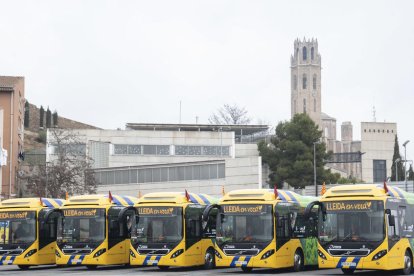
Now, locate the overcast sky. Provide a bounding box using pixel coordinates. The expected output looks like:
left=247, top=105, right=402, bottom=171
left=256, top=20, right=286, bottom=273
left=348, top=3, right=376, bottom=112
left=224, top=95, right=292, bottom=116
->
left=1, top=0, right=414, bottom=160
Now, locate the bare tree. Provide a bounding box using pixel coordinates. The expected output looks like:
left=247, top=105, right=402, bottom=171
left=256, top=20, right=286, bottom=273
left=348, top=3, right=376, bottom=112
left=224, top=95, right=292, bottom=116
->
left=25, top=129, right=97, bottom=198
left=208, top=104, right=251, bottom=125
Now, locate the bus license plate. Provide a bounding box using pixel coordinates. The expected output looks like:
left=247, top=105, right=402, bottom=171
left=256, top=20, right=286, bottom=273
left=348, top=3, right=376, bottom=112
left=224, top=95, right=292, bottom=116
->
left=148, top=260, right=158, bottom=264
left=341, top=262, right=356, bottom=267
left=235, top=261, right=248, bottom=265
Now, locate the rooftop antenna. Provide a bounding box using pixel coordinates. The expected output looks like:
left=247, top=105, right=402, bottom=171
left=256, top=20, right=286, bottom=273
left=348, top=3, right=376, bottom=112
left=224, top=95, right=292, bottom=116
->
left=372, top=106, right=376, bottom=122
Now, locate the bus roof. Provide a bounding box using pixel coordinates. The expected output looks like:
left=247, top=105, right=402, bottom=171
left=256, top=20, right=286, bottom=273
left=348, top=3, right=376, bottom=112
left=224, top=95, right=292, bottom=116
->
left=64, top=194, right=137, bottom=207
left=221, top=189, right=317, bottom=207
left=0, top=198, right=64, bottom=209
left=322, top=184, right=414, bottom=203
left=138, top=192, right=218, bottom=205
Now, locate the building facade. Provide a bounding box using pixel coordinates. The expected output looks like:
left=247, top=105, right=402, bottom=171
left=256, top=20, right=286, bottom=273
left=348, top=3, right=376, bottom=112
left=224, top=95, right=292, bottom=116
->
left=46, top=124, right=269, bottom=197
left=0, top=76, right=25, bottom=198
left=361, top=122, right=397, bottom=183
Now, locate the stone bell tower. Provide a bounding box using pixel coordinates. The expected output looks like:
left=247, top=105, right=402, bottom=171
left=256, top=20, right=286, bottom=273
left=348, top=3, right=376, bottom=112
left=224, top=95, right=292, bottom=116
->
left=291, top=37, right=322, bottom=127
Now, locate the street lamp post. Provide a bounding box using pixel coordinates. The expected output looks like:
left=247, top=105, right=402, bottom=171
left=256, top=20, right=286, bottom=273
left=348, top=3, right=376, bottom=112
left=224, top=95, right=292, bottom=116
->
left=403, top=140, right=410, bottom=191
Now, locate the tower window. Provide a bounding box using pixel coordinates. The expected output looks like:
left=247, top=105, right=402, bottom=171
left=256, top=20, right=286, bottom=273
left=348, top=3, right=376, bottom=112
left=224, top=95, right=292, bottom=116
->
left=294, top=100, right=297, bottom=113
left=303, top=99, right=306, bottom=114
left=314, top=98, right=316, bottom=112
left=313, top=74, right=317, bottom=90
left=302, top=74, right=307, bottom=89
left=311, top=47, right=314, bottom=60
left=303, top=47, right=307, bottom=60
left=293, top=75, right=297, bottom=90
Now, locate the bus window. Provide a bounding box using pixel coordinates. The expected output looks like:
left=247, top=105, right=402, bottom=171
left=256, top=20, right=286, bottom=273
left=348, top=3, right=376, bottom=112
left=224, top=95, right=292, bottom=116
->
left=388, top=209, right=399, bottom=239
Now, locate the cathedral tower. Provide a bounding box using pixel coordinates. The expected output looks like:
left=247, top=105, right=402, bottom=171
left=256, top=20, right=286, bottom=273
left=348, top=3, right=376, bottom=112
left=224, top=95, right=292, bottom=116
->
left=291, top=38, right=321, bottom=126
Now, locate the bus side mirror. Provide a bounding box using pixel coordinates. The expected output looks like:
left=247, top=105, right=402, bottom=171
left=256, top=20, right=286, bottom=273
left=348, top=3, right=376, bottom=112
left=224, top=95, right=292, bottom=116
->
left=305, top=201, right=326, bottom=221
left=389, top=215, right=395, bottom=227
left=201, top=204, right=219, bottom=231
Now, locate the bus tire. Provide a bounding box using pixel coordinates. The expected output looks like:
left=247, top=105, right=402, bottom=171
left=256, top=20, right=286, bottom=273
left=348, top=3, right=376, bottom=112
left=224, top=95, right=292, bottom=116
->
left=292, top=249, right=304, bottom=272
left=158, top=265, right=169, bottom=270
left=341, top=268, right=355, bottom=274
left=17, top=265, right=30, bottom=270
left=204, top=248, right=215, bottom=269
left=86, top=265, right=97, bottom=270
left=241, top=267, right=253, bottom=272
left=400, top=250, right=413, bottom=275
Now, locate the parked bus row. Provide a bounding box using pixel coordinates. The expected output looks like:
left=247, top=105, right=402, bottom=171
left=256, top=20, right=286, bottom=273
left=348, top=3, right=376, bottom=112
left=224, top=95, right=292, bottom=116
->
left=0, top=183, right=413, bottom=275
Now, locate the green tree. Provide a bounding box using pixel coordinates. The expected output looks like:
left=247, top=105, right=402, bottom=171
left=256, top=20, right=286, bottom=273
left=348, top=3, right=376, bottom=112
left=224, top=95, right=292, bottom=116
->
left=39, top=105, right=44, bottom=128
left=52, top=111, right=58, bottom=127
left=24, top=100, right=30, bottom=128
left=258, top=113, right=335, bottom=189
left=408, top=164, right=414, bottom=181
left=390, top=135, right=404, bottom=181
left=46, top=107, right=52, bottom=128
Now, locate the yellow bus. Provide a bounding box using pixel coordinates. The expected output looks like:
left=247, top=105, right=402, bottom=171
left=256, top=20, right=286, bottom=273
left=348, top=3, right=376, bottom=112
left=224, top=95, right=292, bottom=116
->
left=203, top=189, right=318, bottom=272
left=0, top=197, right=64, bottom=269
left=55, top=193, right=138, bottom=269
left=130, top=191, right=218, bottom=270
left=306, top=183, right=414, bottom=275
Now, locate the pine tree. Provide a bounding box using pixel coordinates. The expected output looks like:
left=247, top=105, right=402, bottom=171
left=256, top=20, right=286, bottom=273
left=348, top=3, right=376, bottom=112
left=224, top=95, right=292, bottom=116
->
left=46, top=107, right=52, bottom=128
left=52, top=111, right=58, bottom=127
left=408, top=164, right=414, bottom=181
left=24, top=100, right=30, bottom=128
left=39, top=105, right=44, bottom=128
left=391, top=135, right=405, bottom=181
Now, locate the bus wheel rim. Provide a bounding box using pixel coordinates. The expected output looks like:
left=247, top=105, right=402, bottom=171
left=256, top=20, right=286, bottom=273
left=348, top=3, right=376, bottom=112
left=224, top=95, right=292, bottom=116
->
left=295, top=253, right=301, bottom=267
left=405, top=254, right=411, bottom=270
left=205, top=252, right=213, bottom=264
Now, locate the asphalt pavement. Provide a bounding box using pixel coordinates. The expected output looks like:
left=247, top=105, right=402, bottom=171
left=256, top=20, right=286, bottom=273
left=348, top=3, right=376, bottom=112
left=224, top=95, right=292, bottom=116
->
left=0, top=265, right=404, bottom=276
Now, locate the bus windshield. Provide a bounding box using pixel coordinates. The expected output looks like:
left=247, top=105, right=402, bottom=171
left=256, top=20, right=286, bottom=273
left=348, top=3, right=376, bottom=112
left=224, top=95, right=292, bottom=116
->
left=135, top=206, right=182, bottom=243
left=0, top=211, right=36, bottom=245
left=319, top=200, right=384, bottom=244
left=60, top=208, right=106, bottom=243
left=216, top=204, right=273, bottom=245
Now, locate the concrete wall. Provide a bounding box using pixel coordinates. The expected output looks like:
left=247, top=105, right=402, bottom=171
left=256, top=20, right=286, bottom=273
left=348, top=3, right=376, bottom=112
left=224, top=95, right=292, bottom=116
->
left=97, top=156, right=262, bottom=197
left=361, top=122, right=397, bottom=183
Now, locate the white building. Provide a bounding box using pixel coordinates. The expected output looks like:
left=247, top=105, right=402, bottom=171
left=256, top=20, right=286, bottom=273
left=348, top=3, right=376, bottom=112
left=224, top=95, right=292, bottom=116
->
left=361, top=122, right=397, bottom=183
left=46, top=124, right=269, bottom=197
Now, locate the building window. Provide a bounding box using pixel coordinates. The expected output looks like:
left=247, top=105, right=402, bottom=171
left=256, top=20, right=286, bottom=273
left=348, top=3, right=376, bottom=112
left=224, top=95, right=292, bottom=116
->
left=373, top=160, right=387, bottom=183
left=313, top=74, right=317, bottom=90
left=113, top=144, right=170, bottom=155
left=175, top=145, right=230, bottom=156
left=94, top=162, right=226, bottom=185
left=303, top=99, right=306, bottom=114
left=293, top=75, right=297, bottom=90
left=311, top=47, right=314, bottom=60
left=302, top=74, right=307, bottom=89
left=303, top=46, right=307, bottom=60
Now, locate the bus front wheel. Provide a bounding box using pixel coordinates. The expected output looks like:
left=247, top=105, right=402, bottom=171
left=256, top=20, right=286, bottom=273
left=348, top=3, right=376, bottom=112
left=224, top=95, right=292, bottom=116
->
left=17, top=265, right=30, bottom=270
left=86, top=265, right=97, bottom=270
left=158, top=265, right=169, bottom=270
left=400, top=250, right=413, bottom=275
left=292, top=249, right=304, bottom=272
left=204, top=249, right=215, bottom=269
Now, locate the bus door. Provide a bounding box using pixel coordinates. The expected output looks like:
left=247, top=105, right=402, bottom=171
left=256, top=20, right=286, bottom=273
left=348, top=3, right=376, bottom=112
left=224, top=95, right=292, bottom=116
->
left=38, top=209, right=61, bottom=262
left=385, top=199, right=403, bottom=267
left=185, top=205, right=204, bottom=264
left=275, top=202, right=294, bottom=266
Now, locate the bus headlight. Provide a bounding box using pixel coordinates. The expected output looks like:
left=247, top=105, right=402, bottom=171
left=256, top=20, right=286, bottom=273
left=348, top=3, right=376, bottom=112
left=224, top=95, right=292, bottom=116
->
left=318, top=249, right=327, bottom=260
left=24, top=249, right=37, bottom=258
left=261, top=249, right=275, bottom=259
left=93, top=248, right=106, bottom=258
left=171, top=249, right=184, bottom=258
left=372, top=250, right=387, bottom=260
left=130, top=249, right=136, bottom=258
left=55, top=250, right=61, bottom=258
left=215, top=250, right=222, bottom=259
